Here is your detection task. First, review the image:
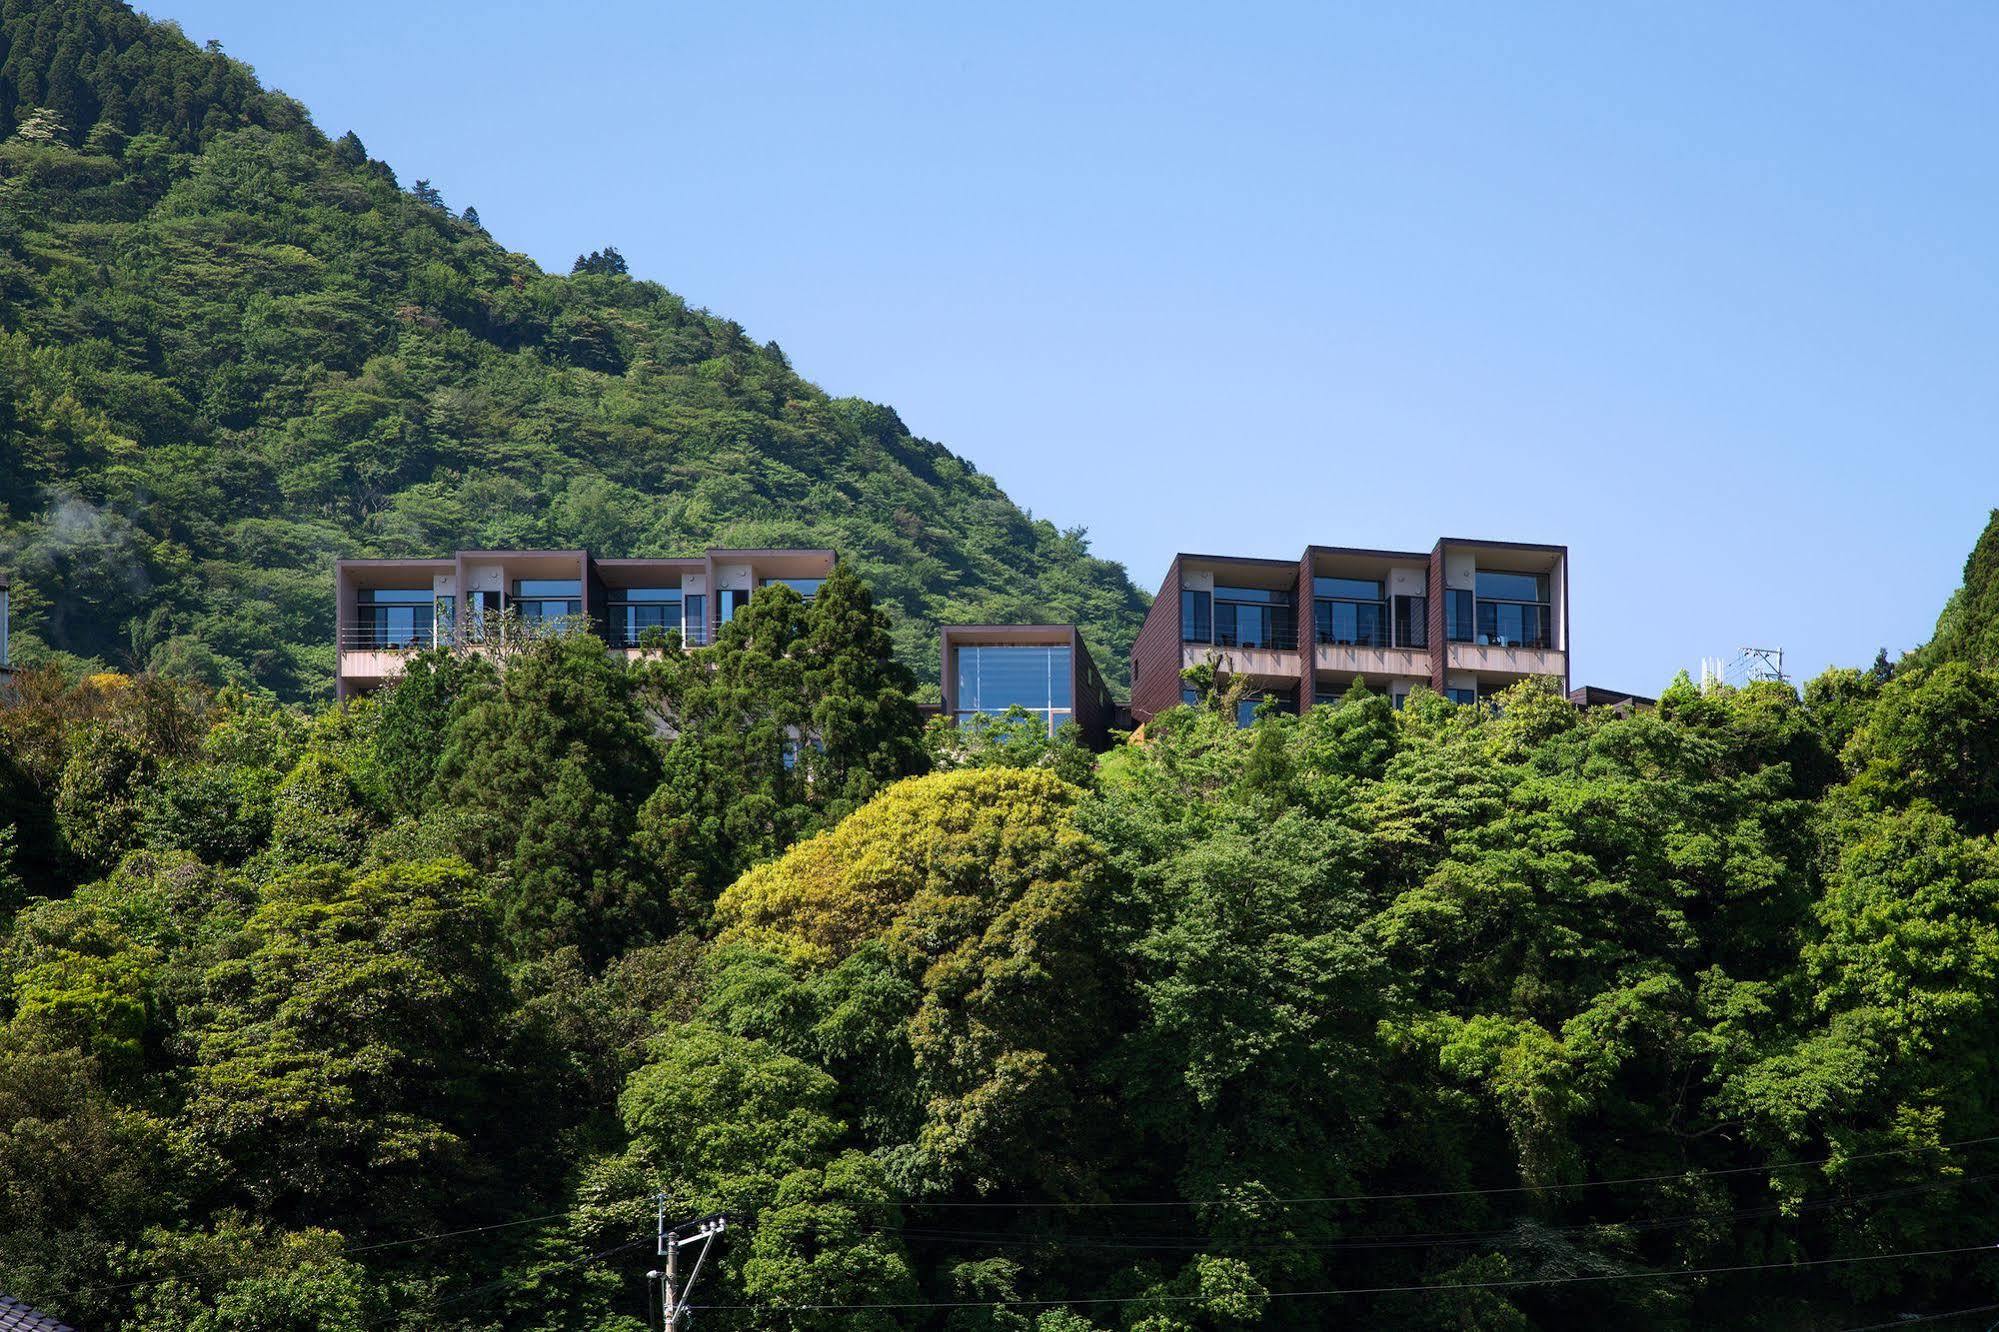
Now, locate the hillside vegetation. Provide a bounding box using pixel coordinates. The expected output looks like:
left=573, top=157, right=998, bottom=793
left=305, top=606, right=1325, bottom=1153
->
left=1919, top=508, right=1999, bottom=671
left=7, top=578, right=1999, bottom=1327
left=0, top=0, right=1147, bottom=699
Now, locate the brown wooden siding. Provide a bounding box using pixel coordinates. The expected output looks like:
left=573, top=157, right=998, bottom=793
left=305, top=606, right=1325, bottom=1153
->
left=1129, top=557, right=1184, bottom=721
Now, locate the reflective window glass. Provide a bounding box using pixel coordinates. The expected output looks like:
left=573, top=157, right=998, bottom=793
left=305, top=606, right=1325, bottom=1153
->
left=1475, top=570, right=1547, bottom=602
left=1313, top=577, right=1383, bottom=601
left=1446, top=589, right=1475, bottom=642
left=1180, top=589, right=1212, bottom=642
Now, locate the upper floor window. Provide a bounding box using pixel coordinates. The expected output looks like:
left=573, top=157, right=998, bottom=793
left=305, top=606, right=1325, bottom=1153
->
left=1393, top=594, right=1428, bottom=649
left=760, top=577, right=825, bottom=600
left=355, top=588, right=434, bottom=648
left=954, top=644, right=1074, bottom=736
left=512, top=578, right=582, bottom=626
left=1181, top=588, right=1212, bottom=643
left=1475, top=570, right=1548, bottom=603
left=1313, top=576, right=1385, bottom=647
left=1445, top=589, right=1475, bottom=643
left=1213, top=585, right=1297, bottom=651
left=607, top=587, right=682, bottom=647
left=1472, top=570, right=1551, bottom=648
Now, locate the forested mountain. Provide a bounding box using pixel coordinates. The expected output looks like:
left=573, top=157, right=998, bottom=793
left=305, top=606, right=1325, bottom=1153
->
left=1919, top=508, right=1999, bottom=670
left=0, top=0, right=1147, bottom=699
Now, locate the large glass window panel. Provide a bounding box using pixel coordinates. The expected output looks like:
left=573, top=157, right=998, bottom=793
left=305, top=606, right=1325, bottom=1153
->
left=954, top=643, right=1074, bottom=737
left=1474, top=601, right=1548, bottom=648
left=1475, top=570, right=1548, bottom=602
left=609, top=589, right=683, bottom=646
left=1313, top=576, right=1383, bottom=601
left=1213, top=589, right=1296, bottom=650
left=683, top=595, right=707, bottom=645
left=1393, top=595, right=1428, bottom=648
left=718, top=589, right=749, bottom=625
left=356, top=588, right=433, bottom=647
left=1445, top=589, right=1475, bottom=642
left=1235, top=690, right=1297, bottom=728
left=760, top=577, right=825, bottom=599
left=511, top=579, right=581, bottom=626
left=1180, top=589, right=1212, bottom=643
left=955, top=645, right=1073, bottom=714
left=1314, top=599, right=1386, bottom=646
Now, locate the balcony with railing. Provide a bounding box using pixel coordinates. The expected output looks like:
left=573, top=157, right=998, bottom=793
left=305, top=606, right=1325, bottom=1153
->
left=1311, top=578, right=1430, bottom=679
left=1178, top=580, right=1300, bottom=680
left=1445, top=568, right=1564, bottom=678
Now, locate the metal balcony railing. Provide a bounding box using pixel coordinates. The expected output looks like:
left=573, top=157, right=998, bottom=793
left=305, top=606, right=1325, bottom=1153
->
left=339, top=626, right=438, bottom=651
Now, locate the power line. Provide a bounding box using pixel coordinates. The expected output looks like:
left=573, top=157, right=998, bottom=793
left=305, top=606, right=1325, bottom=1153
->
left=1839, top=1301, right=1999, bottom=1331
left=436, top=1237, right=651, bottom=1309
left=346, top=1208, right=578, bottom=1254
left=883, top=1133, right=1999, bottom=1209
left=690, top=1240, right=1999, bottom=1313
left=877, top=1166, right=1999, bottom=1257
left=79, top=1204, right=633, bottom=1297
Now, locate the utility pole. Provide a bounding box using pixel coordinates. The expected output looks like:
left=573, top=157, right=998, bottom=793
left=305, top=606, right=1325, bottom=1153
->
left=1739, top=646, right=1787, bottom=685
left=651, top=1197, right=726, bottom=1330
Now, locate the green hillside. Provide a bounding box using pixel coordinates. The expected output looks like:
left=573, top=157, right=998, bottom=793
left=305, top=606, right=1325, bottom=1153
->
left=0, top=0, right=1148, bottom=699
left=1918, top=508, right=1999, bottom=670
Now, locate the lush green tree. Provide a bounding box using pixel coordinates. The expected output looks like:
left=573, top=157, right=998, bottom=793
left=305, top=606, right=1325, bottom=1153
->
left=183, top=859, right=509, bottom=1235
left=635, top=573, right=928, bottom=924
left=716, top=768, right=1109, bottom=1196
left=433, top=633, right=661, bottom=958
left=1844, top=661, right=1999, bottom=834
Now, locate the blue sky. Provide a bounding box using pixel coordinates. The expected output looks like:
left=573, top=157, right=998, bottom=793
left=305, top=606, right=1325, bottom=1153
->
left=156, top=1, right=1999, bottom=693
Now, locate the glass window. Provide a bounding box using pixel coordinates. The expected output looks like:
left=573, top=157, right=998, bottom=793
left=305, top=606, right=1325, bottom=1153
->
left=1314, top=598, right=1386, bottom=647
left=1393, top=594, right=1427, bottom=649
left=463, top=589, right=500, bottom=642
left=1313, top=576, right=1383, bottom=601
left=760, top=577, right=825, bottom=599
left=683, top=594, right=707, bottom=645
left=1445, top=687, right=1477, bottom=705
left=1475, top=570, right=1547, bottom=602
left=511, top=578, right=582, bottom=626
left=1213, top=584, right=1290, bottom=603
left=608, top=588, right=682, bottom=646
left=356, top=588, right=434, bottom=648
left=1214, top=588, right=1296, bottom=650
left=1180, top=589, right=1212, bottom=643
left=718, top=588, right=749, bottom=625
left=1445, top=589, right=1475, bottom=643
left=1181, top=686, right=1200, bottom=707
left=1235, top=690, right=1297, bottom=728
left=1474, top=601, right=1548, bottom=648
left=954, top=644, right=1073, bottom=736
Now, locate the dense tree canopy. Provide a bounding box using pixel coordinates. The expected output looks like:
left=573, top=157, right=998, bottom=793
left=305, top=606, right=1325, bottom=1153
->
left=3, top=584, right=1999, bottom=1327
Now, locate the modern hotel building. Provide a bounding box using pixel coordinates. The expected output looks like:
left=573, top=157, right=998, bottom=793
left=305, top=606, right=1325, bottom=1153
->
left=334, top=547, right=834, bottom=698
left=1129, top=538, right=1569, bottom=725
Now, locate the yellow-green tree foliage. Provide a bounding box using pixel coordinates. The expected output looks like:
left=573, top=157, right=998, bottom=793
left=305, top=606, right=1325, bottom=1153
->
left=717, top=767, right=1098, bottom=968
left=715, top=768, right=1111, bottom=1194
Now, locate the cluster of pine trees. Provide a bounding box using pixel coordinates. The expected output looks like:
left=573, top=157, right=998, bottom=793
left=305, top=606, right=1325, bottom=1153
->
left=0, top=0, right=1147, bottom=700
left=5, top=525, right=1999, bottom=1327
